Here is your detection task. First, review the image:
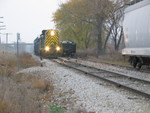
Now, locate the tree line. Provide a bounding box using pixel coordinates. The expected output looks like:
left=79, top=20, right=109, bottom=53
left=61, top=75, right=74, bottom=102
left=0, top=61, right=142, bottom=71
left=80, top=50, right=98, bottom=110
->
left=53, top=0, right=129, bottom=56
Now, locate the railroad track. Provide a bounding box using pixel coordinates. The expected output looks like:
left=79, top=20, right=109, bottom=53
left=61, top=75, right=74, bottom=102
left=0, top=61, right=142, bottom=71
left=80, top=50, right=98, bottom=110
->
left=81, top=57, right=150, bottom=73
left=53, top=57, right=150, bottom=98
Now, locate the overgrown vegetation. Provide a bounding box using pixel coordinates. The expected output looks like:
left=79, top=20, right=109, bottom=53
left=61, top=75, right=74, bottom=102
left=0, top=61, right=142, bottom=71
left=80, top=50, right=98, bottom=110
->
left=53, top=0, right=129, bottom=56
left=0, top=52, right=45, bottom=113
left=0, top=52, right=40, bottom=77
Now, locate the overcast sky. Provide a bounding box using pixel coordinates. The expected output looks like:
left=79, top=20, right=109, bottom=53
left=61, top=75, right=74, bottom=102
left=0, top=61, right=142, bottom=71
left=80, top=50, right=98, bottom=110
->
left=0, top=0, right=67, bottom=43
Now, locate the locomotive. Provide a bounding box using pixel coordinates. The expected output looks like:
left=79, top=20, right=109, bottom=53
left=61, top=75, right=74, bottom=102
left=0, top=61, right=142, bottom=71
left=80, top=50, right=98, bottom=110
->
left=122, top=0, right=150, bottom=69
left=34, top=29, right=76, bottom=58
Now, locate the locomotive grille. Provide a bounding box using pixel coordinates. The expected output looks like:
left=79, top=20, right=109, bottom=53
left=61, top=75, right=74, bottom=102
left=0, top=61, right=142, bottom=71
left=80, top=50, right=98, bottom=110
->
left=45, top=30, right=59, bottom=46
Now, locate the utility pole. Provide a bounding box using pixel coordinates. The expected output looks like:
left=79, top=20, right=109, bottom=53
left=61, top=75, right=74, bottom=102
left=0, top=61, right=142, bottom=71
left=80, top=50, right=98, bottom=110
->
left=17, top=33, right=20, bottom=71
left=0, top=28, right=6, bottom=44
left=3, top=33, right=12, bottom=77
left=0, top=17, right=6, bottom=44
left=5, top=33, right=12, bottom=53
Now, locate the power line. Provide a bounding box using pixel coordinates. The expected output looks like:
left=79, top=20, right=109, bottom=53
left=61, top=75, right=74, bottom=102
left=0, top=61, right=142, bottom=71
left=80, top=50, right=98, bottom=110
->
left=0, top=28, right=6, bottom=30
left=0, top=25, right=6, bottom=27
left=0, top=17, right=4, bottom=23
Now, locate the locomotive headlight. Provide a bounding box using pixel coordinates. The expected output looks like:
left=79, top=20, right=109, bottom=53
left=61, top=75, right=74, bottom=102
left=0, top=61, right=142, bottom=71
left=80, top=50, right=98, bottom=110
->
left=45, top=46, right=50, bottom=51
left=51, top=31, right=55, bottom=36
left=56, top=46, right=60, bottom=51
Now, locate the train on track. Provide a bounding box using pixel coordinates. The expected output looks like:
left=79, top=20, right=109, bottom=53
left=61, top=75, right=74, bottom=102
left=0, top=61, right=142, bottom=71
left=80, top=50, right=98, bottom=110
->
left=122, top=0, right=150, bottom=69
left=34, top=29, right=76, bottom=58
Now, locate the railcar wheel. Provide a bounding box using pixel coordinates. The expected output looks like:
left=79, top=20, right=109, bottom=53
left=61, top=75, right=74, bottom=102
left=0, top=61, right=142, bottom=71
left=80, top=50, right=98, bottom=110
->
left=137, top=63, right=142, bottom=70
left=129, top=57, right=133, bottom=65
left=137, top=57, right=143, bottom=70
left=132, top=57, right=138, bottom=68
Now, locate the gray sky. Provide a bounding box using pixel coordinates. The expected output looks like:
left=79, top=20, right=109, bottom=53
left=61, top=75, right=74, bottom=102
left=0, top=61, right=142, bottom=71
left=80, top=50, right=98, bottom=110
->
left=0, top=0, right=67, bottom=43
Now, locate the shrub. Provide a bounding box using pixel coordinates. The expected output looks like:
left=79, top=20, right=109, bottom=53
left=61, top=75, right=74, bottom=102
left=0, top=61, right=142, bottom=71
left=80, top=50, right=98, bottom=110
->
left=0, top=99, right=9, bottom=113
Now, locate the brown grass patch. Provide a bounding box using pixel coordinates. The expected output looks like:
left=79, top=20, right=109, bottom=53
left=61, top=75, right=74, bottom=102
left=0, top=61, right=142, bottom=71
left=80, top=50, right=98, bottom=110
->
left=88, top=53, right=130, bottom=66
left=0, top=52, right=40, bottom=77
left=32, top=79, right=54, bottom=92
left=77, top=49, right=130, bottom=66
left=20, top=52, right=40, bottom=68
left=0, top=53, right=43, bottom=113
left=0, top=99, right=9, bottom=113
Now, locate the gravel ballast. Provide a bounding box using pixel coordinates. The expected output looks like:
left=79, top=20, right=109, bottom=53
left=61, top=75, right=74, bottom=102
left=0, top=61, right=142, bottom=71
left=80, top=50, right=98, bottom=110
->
left=20, top=58, right=150, bottom=113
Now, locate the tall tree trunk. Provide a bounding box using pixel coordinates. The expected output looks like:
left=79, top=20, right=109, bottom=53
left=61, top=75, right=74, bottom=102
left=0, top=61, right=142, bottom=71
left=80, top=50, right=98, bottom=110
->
left=114, top=26, right=118, bottom=50
left=116, top=27, right=123, bottom=50
left=97, top=17, right=104, bottom=56
left=104, top=22, right=115, bottom=52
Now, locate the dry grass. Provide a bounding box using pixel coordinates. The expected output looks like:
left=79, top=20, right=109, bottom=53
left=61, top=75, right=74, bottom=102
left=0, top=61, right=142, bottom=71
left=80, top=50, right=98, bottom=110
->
left=0, top=99, right=9, bottom=113
left=19, top=52, right=40, bottom=68
left=87, top=51, right=130, bottom=66
left=0, top=73, right=54, bottom=113
left=0, top=53, right=43, bottom=113
left=0, top=52, right=40, bottom=77
left=77, top=48, right=130, bottom=66
left=32, top=79, right=54, bottom=92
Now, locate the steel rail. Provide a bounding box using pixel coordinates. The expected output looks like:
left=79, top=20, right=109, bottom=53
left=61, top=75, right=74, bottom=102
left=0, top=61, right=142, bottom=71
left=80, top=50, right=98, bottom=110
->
left=53, top=58, right=150, bottom=98
left=58, top=57, right=150, bottom=84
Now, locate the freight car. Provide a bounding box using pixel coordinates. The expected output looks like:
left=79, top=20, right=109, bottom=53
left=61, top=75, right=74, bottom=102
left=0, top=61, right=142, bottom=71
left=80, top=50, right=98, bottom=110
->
left=34, top=29, right=76, bottom=58
left=61, top=40, right=76, bottom=57
left=122, top=0, right=150, bottom=69
left=34, top=36, right=41, bottom=55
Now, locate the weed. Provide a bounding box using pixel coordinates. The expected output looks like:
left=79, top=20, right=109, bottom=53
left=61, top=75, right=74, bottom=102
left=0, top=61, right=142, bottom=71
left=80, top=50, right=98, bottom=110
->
left=50, top=105, right=64, bottom=113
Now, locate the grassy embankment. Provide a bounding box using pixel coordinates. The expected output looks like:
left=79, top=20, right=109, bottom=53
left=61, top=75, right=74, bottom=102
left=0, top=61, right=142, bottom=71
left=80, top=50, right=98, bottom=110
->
left=0, top=53, right=54, bottom=113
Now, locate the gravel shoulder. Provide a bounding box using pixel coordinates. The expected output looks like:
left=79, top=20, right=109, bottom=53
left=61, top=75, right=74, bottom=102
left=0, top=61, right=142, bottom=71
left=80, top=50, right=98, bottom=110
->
left=20, top=57, right=150, bottom=113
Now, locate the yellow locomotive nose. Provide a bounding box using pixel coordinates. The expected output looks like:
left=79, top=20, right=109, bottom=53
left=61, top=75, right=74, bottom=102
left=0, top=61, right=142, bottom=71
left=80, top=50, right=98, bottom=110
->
left=45, top=46, right=50, bottom=52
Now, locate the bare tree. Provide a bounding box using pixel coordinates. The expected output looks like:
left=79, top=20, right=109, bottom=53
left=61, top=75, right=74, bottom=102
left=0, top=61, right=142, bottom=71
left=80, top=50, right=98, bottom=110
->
left=103, top=0, right=129, bottom=51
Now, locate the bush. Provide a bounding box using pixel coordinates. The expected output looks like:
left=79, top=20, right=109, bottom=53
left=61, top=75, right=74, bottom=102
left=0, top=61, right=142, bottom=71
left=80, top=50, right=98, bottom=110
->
left=0, top=99, right=9, bottom=113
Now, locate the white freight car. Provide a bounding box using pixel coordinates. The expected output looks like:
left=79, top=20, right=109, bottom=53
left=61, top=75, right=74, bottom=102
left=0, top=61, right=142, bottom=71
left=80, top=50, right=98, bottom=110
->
left=122, top=0, right=150, bottom=69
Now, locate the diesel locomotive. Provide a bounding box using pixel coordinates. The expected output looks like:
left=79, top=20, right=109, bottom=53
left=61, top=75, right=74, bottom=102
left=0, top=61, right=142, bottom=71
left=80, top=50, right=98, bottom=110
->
left=34, top=29, right=76, bottom=58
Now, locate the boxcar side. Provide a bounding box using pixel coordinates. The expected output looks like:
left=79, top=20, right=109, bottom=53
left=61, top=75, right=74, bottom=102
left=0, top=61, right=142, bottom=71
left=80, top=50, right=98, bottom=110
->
left=122, top=0, right=150, bottom=69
